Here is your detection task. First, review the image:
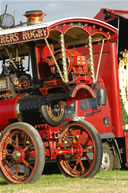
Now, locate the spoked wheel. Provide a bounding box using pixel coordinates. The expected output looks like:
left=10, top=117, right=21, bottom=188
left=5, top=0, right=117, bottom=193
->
left=57, top=120, right=103, bottom=178
left=0, top=122, right=45, bottom=184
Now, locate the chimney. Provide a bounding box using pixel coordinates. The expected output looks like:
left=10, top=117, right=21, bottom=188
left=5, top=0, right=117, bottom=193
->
left=24, top=10, right=46, bottom=25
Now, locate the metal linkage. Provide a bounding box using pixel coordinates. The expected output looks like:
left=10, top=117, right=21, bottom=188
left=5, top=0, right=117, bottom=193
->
left=88, top=36, right=96, bottom=83
left=60, top=34, right=68, bottom=83
left=44, top=38, right=65, bottom=82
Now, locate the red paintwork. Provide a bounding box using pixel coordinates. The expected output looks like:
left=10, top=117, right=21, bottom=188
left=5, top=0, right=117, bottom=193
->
left=92, top=42, right=123, bottom=137
left=47, top=17, right=124, bottom=138
left=68, top=41, right=123, bottom=138
left=125, top=131, right=128, bottom=167
left=48, top=17, right=117, bottom=41
left=95, top=8, right=128, bottom=22
left=36, top=44, right=53, bottom=80
left=0, top=95, right=21, bottom=130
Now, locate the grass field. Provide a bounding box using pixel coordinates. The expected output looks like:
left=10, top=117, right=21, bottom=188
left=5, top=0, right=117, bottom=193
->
left=1, top=170, right=128, bottom=193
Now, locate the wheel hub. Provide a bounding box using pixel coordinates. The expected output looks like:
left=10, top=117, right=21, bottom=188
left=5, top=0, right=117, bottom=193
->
left=12, top=150, right=21, bottom=161
left=72, top=143, right=83, bottom=158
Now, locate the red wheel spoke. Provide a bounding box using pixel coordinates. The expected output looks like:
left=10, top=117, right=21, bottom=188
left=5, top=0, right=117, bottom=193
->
left=6, top=152, right=12, bottom=157
left=16, top=134, right=19, bottom=147
left=65, top=155, right=73, bottom=164
left=78, top=130, right=83, bottom=143
left=79, top=159, right=85, bottom=172
left=23, top=160, right=33, bottom=170
left=84, top=136, right=91, bottom=146
left=23, top=143, right=33, bottom=152
left=85, top=154, right=92, bottom=164
left=24, top=164, right=27, bottom=177
left=73, top=157, right=80, bottom=171
left=9, top=138, right=16, bottom=148
left=70, top=130, right=78, bottom=142
left=83, top=147, right=94, bottom=153
left=24, top=134, right=28, bottom=147
left=8, top=161, right=16, bottom=168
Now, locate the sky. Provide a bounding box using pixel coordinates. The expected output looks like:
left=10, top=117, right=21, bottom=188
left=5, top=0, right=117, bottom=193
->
left=0, top=0, right=128, bottom=25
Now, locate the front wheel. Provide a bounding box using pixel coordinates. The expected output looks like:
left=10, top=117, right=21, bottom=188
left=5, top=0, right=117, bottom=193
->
left=57, top=120, right=103, bottom=178
left=0, top=122, right=45, bottom=184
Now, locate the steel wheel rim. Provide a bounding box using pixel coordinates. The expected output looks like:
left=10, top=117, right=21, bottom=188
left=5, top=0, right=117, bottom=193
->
left=101, top=152, right=110, bottom=170
left=58, top=123, right=96, bottom=177
left=0, top=127, right=38, bottom=183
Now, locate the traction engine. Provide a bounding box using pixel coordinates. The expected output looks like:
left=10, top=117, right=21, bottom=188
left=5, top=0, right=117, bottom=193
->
left=0, top=10, right=118, bottom=183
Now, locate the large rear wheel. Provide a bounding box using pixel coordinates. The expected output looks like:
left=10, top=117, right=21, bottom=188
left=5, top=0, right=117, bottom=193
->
left=57, top=120, right=103, bottom=178
left=0, top=122, right=45, bottom=184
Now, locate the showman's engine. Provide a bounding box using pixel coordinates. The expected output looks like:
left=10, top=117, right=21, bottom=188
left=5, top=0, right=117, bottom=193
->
left=1, top=8, right=117, bottom=184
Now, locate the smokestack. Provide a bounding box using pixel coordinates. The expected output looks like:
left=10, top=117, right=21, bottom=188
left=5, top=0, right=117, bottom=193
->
left=24, top=10, right=46, bottom=25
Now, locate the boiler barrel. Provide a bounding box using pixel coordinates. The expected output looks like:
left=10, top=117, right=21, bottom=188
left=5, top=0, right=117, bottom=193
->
left=0, top=94, right=46, bottom=130
left=0, top=95, right=20, bottom=130
left=18, top=94, right=47, bottom=125
left=0, top=92, right=70, bottom=130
